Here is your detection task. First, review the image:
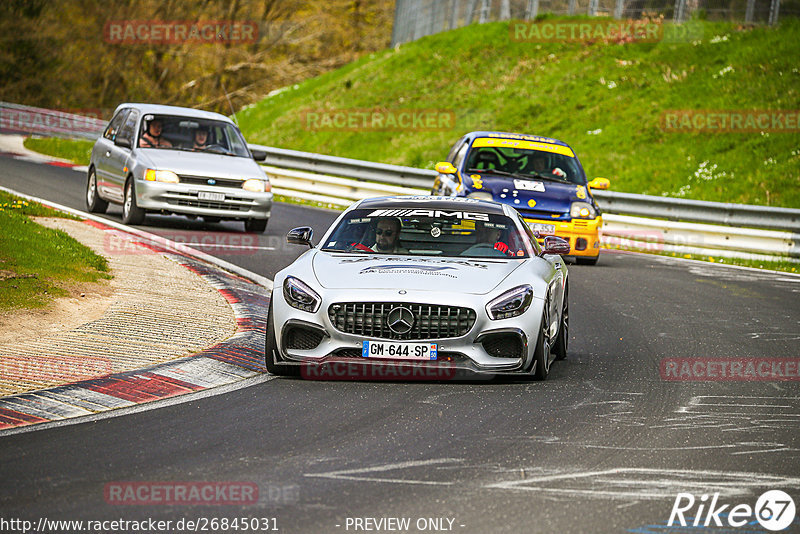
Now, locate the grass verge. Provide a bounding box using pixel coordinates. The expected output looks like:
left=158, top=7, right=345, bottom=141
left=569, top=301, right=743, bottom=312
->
left=23, top=137, right=94, bottom=165
left=0, top=191, right=111, bottom=310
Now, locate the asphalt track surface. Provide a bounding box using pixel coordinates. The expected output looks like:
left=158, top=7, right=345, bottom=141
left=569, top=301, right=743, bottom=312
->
left=1, top=155, right=799, bottom=534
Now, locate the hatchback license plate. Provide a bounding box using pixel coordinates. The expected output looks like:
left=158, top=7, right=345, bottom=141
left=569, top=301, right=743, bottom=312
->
left=362, top=341, right=437, bottom=360
left=528, top=222, right=556, bottom=236
left=198, top=191, right=225, bottom=202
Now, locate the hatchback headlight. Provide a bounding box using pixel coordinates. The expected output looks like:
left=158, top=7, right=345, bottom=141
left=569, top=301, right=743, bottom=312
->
left=569, top=201, right=597, bottom=219
left=144, top=169, right=179, bottom=183
left=243, top=178, right=269, bottom=193
left=486, top=285, right=533, bottom=320
left=283, top=276, right=321, bottom=313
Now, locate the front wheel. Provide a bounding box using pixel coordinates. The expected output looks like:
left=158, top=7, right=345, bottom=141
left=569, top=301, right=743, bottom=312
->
left=85, top=168, right=108, bottom=213
left=531, top=309, right=552, bottom=381
left=244, top=218, right=268, bottom=233
left=552, top=287, right=569, bottom=361
left=265, top=299, right=299, bottom=377
left=122, top=178, right=145, bottom=225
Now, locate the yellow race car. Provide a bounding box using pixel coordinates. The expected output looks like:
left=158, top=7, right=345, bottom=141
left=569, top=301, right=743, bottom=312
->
left=432, top=131, right=609, bottom=264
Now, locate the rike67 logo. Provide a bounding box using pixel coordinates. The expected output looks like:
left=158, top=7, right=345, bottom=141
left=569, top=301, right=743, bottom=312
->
left=669, top=490, right=796, bottom=531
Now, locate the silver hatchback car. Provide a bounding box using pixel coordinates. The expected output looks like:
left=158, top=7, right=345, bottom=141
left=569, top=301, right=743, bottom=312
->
left=87, top=103, right=273, bottom=232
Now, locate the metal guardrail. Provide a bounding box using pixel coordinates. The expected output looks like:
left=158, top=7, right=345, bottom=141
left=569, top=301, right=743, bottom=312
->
left=251, top=145, right=799, bottom=261
left=0, top=101, right=106, bottom=140
left=251, top=143, right=800, bottom=233
left=591, top=190, right=800, bottom=233
left=251, top=144, right=435, bottom=190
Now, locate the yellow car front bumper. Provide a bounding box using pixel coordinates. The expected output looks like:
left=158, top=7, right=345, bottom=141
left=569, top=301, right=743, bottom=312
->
left=524, top=215, right=602, bottom=259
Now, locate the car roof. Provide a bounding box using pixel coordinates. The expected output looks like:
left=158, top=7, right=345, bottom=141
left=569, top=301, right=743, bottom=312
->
left=355, top=195, right=509, bottom=215
left=113, top=103, right=234, bottom=124
left=465, top=130, right=572, bottom=148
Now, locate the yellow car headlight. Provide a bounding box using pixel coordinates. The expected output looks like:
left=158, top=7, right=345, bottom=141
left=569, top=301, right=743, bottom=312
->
left=569, top=201, right=597, bottom=219
left=242, top=178, right=268, bottom=193
left=144, top=169, right=179, bottom=183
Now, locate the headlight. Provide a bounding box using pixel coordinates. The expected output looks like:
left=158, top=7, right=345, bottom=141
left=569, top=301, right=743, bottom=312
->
left=467, top=191, right=493, bottom=201
left=569, top=201, right=597, bottom=219
left=243, top=178, right=268, bottom=193
left=144, top=169, right=179, bottom=183
left=486, top=285, right=533, bottom=320
left=283, top=276, right=321, bottom=313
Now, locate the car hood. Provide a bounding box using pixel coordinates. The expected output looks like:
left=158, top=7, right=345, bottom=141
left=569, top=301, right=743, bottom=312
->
left=468, top=174, right=587, bottom=214
left=137, top=149, right=263, bottom=179
left=311, top=252, right=522, bottom=295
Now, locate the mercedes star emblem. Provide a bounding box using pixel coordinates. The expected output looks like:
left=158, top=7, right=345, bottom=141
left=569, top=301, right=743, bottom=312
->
left=387, top=306, right=414, bottom=335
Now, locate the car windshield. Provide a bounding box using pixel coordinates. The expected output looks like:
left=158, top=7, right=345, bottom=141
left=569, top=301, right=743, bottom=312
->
left=321, top=208, right=532, bottom=258
left=465, top=145, right=583, bottom=184
left=138, top=114, right=250, bottom=157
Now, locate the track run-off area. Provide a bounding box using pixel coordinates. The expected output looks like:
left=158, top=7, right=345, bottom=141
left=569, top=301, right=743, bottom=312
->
left=1, top=153, right=799, bottom=533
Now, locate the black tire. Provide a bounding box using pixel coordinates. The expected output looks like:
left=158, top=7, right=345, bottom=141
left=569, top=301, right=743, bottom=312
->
left=85, top=167, right=108, bottom=214
left=576, top=255, right=599, bottom=265
left=532, top=309, right=552, bottom=381
left=553, top=286, right=569, bottom=361
left=122, top=178, right=145, bottom=225
left=264, top=299, right=299, bottom=377
left=245, top=218, right=268, bottom=233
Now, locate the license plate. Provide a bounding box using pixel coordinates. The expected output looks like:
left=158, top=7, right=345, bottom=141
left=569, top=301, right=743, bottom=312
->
left=198, top=191, right=225, bottom=202
left=528, top=222, right=556, bottom=235
left=362, top=341, right=437, bottom=361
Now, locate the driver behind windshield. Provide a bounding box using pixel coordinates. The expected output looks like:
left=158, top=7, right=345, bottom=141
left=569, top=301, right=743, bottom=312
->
left=139, top=118, right=172, bottom=148
left=370, top=217, right=408, bottom=253
left=192, top=126, right=210, bottom=151
left=526, top=153, right=567, bottom=178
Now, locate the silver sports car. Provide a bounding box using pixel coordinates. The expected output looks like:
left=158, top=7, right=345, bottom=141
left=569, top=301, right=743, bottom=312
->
left=266, top=196, right=570, bottom=380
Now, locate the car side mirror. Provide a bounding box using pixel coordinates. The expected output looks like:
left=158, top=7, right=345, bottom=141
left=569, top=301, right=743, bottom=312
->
left=287, top=226, right=313, bottom=248
left=587, top=177, right=610, bottom=190
left=540, top=236, right=570, bottom=256
left=115, top=136, right=132, bottom=149
left=435, top=161, right=457, bottom=174
left=251, top=149, right=267, bottom=162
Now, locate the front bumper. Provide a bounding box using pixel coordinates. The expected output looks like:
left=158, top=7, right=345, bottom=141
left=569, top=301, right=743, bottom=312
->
left=525, top=215, right=602, bottom=258
left=271, top=288, right=546, bottom=378
left=135, top=179, right=272, bottom=219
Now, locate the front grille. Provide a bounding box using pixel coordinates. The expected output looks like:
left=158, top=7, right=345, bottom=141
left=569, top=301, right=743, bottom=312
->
left=166, top=196, right=252, bottom=211
left=178, top=175, right=244, bottom=188
left=283, top=325, right=325, bottom=350
left=481, top=333, right=524, bottom=359
left=328, top=302, right=476, bottom=340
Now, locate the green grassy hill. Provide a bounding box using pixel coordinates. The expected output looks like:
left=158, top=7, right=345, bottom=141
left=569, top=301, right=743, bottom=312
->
left=237, top=17, right=800, bottom=208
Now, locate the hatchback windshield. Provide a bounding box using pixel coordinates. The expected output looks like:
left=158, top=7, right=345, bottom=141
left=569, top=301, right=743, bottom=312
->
left=465, top=145, right=583, bottom=184
left=138, top=114, right=250, bottom=157
left=321, top=208, right=532, bottom=258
